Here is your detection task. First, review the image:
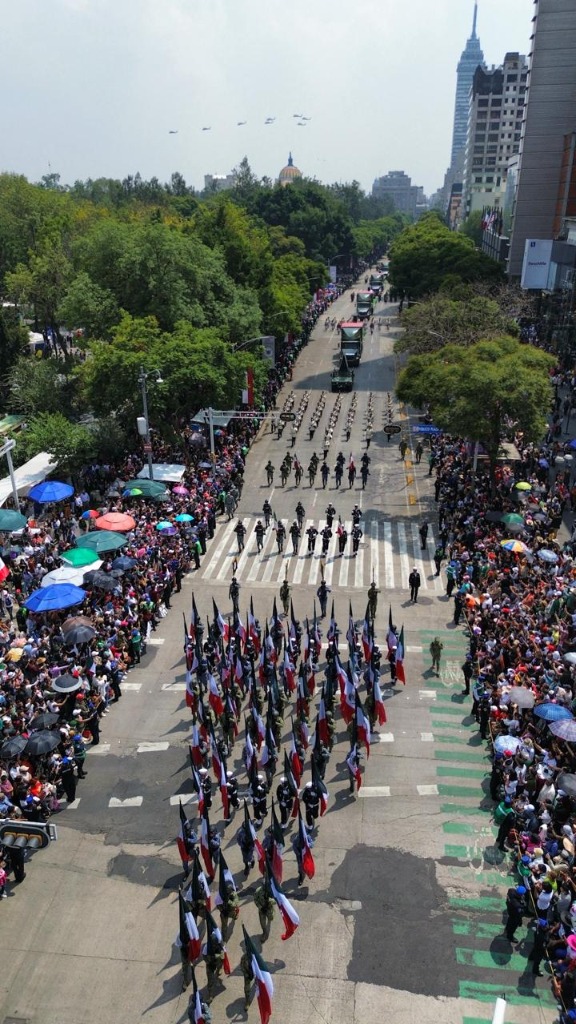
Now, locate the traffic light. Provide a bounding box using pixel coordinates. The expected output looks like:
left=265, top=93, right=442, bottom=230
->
left=0, top=819, right=57, bottom=850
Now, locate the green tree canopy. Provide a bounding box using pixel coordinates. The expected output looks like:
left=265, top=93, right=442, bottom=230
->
left=396, top=291, right=517, bottom=355
left=18, top=412, right=95, bottom=477
left=388, top=212, right=504, bottom=299
left=396, top=337, right=554, bottom=484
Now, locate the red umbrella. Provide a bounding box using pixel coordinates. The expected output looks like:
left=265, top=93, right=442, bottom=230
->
left=95, top=512, right=136, bottom=532
left=173, top=485, right=189, bottom=495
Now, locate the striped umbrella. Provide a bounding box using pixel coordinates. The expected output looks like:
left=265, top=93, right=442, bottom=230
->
left=500, top=539, right=530, bottom=554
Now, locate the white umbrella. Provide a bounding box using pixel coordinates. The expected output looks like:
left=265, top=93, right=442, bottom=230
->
left=40, top=566, right=86, bottom=588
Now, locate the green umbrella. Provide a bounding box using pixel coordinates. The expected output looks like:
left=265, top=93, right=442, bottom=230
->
left=60, top=547, right=102, bottom=568
left=76, top=531, right=129, bottom=553
left=0, top=510, right=27, bottom=531
left=123, top=479, right=167, bottom=498
left=514, top=481, right=532, bottom=491
left=501, top=513, right=525, bottom=527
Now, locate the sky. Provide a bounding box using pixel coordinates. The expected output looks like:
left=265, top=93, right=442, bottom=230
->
left=2, top=0, right=531, bottom=197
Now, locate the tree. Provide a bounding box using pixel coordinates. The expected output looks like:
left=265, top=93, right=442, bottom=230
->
left=396, top=337, right=554, bottom=488
left=388, top=213, right=504, bottom=300
left=0, top=309, right=28, bottom=404
left=18, top=412, right=95, bottom=477
left=396, top=291, right=517, bottom=355
left=460, top=210, right=484, bottom=248
left=6, top=358, right=71, bottom=416
left=5, top=238, right=73, bottom=332
left=57, top=271, right=119, bottom=339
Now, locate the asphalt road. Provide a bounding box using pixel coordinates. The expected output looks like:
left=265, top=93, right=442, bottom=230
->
left=0, top=276, right=554, bottom=1024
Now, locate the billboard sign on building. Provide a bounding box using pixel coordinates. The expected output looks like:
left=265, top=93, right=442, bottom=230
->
left=521, top=239, right=553, bottom=290
left=329, top=265, right=337, bottom=283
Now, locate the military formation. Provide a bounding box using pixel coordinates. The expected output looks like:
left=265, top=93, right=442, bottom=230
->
left=175, top=590, right=393, bottom=1019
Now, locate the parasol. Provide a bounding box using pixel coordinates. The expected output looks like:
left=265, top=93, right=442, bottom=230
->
left=549, top=719, right=576, bottom=743
left=28, top=481, right=74, bottom=503
left=507, top=686, right=535, bottom=709
left=533, top=703, right=573, bottom=722
left=95, top=512, right=136, bottom=532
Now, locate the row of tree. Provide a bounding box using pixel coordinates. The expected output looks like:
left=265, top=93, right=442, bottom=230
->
left=390, top=215, right=552, bottom=484
left=0, top=165, right=407, bottom=473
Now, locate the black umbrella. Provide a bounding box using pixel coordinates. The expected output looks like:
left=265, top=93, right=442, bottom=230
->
left=484, top=511, right=503, bottom=523
left=83, top=570, right=118, bottom=590
left=25, top=730, right=61, bottom=756
left=29, top=712, right=60, bottom=730
left=63, top=624, right=96, bottom=646
left=109, top=569, right=124, bottom=579
left=52, top=673, right=82, bottom=693
left=0, top=735, right=27, bottom=759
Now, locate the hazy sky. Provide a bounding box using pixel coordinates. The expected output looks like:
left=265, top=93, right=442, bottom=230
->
left=2, top=0, right=531, bottom=197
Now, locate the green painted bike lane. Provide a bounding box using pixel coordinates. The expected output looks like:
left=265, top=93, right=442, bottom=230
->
left=418, top=628, right=555, bottom=1013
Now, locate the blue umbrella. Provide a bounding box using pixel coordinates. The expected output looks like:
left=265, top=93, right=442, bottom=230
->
left=175, top=513, right=193, bottom=523
left=24, top=583, right=86, bottom=613
left=111, top=555, right=137, bottom=570
left=538, top=549, right=559, bottom=563
left=28, top=481, right=74, bottom=503
left=568, top=439, right=576, bottom=451
left=538, top=459, right=549, bottom=469
left=533, top=703, right=573, bottom=723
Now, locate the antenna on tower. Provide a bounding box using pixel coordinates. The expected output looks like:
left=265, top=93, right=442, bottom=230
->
left=472, top=1, right=478, bottom=38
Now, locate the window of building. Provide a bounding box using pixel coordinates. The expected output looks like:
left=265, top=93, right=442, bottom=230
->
left=474, top=176, right=483, bottom=184
left=486, top=176, right=494, bottom=183
left=486, top=157, right=496, bottom=166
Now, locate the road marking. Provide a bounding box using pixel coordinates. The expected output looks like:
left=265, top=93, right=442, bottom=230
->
left=338, top=521, right=352, bottom=587
left=202, top=519, right=236, bottom=579
left=372, top=732, right=394, bottom=743
left=108, top=796, right=144, bottom=807
left=170, top=794, right=198, bottom=806
left=382, top=520, right=394, bottom=589
left=359, top=786, right=391, bottom=798
left=409, top=522, right=429, bottom=591
left=161, top=682, right=186, bottom=691
left=147, top=638, right=165, bottom=646
left=309, top=520, right=325, bottom=587
left=397, top=521, right=410, bottom=590
left=292, top=520, right=313, bottom=585
left=88, top=743, right=110, bottom=755
left=247, top=522, right=273, bottom=582
left=65, top=798, right=81, bottom=809
left=420, top=732, right=434, bottom=742
left=354, top=520, right=365, bottom=588
left=122, top=682, right=142, bottom=692
left=419, top=690, right=436, bottom=699
left=136, top=741, right=170, bottom=753
left=406, top=645, right=422, bottom=653
left=417, top=784, right=439, bottom=796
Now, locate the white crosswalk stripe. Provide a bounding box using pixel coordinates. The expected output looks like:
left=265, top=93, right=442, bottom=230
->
left=198, top=517, right=448, bottom=592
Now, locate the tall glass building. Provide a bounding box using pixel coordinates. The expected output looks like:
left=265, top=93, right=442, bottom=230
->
left=450, top=3, right=485, bottom=169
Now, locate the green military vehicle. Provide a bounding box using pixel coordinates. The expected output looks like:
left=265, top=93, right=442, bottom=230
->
left=331, top=354, right=354, bottom=393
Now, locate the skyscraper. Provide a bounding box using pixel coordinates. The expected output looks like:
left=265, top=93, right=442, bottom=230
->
left=450, top=3, right=485, bottom=170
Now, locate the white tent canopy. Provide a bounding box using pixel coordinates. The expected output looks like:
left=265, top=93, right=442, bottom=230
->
left=136, top=463, right=186, bottom=484
left=0, top=452, right=57, bottom=508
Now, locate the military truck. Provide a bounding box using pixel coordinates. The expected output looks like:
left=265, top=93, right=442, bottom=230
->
left=340, top=321, right=364, bottom=366
left=331, top=354, right=354, bottom=392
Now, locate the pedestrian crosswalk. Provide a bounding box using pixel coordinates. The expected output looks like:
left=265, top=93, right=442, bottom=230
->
left=193, top=517, right=446, bottom=592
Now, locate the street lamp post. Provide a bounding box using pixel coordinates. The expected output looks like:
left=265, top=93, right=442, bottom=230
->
left=137, top=366, right=163, bottom=481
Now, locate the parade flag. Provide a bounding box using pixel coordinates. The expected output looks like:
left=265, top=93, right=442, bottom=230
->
left=218, top=753, right=229, bottom=821
left=210, top=730, right=222, bottom=781
left=212, top=598, right=229, bottom=641
left=283, top=645, right=296, bottom=692
left=208, top=673, right=224, bottom=717
left=0, top=557, right=10, bottom=585
left=362, top=604, right=373, bottom=662
left=179, top=890, right=201, bottom=962
left=176, top=800, right=189, bottom=861
left=269, top=800, right=285, bottom=881
left=251, top=707, right=266, bottom=749
left=395, top=626, right=406, bottom=685
left=248, top=597, right=261, bottom=654
left=346, top=601, right=355, bottom=652
left=242, top=926, right=274, bottom=1024
left=327, top=600, right=337, bottom=641
left=340, top=665, right=356, bottom=725
left=190, top=848, right=211, bottom=911
left=297, top=805, right=315, bottom=879
left=354, top=690, right=371, bottom=757
left=215, top=850, right=237, bottom=909
left=244, top=724, right=257, bottom=779
left=283, top=750, right=300, bottom=817
left=311, top=756, right=329, bottom=816
left=200, top=808, right=214, bottom=878
left=346, top=743, right=362, bottom=791
left=190, top=970, right=205, bottom=1024
left=386, top=608, right=398, bottom=652
left=288, top=727, right=302, bottom=786
left=335, top=655, right=348, bottom=700
left=189, top=722, right=203, bottom=768
left=243, top=799, right=265, bottom=874
left=316, top=688, right=329, bottom=747
left=190, top=595, right=201, bottom=642
left=189, top=763, right=204, bottom=816
left=266, top=862, right=299, bottom=940
left=289, top=601, right=298, bottom=645
left=373, top=676, right=387, bottom=725
left=205, top=909, right=231, bottom=974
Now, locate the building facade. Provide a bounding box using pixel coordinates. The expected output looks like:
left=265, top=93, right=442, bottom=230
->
left=204, top=172, right=237, bottom=192
left=508, top=0, right=576, bottom=278
left=278, top=153, right=302, bottom=186
left=371, top=171, right=421, bottom=217
left=463, top=52, right=528, bottom=220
